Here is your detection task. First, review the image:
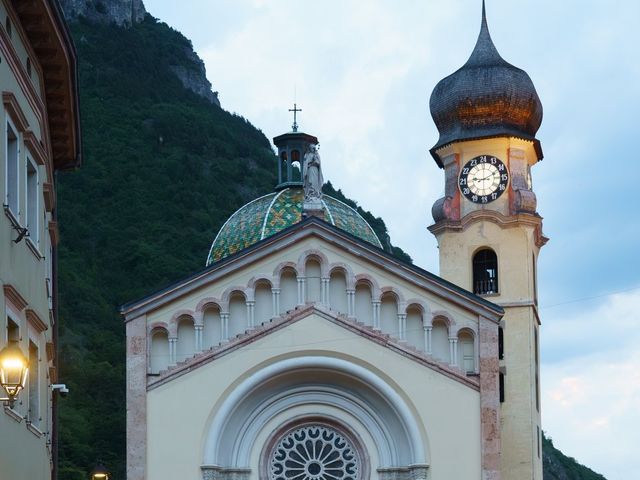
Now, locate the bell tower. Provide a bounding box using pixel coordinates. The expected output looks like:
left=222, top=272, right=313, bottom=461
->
left=428, top=3, right=546, bottom=480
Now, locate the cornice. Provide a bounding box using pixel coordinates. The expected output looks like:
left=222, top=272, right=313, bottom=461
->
left=26, top=308, right=48, bottom=333
left=48, top=220, right=59, bottom=245
left=3, top=284, right=28, bottom=311
left=11, top=0, right=82, bottom=170
left=429, top=209, right=544, bottom=234
left=23, top=130, right=48, bottom=166
left=42, top=182, right=55, bottom=211
left=2, top=91, right=30, bottom=132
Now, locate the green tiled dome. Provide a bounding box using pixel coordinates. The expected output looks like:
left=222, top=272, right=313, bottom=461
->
left=207, top=188, right=382, bottom=265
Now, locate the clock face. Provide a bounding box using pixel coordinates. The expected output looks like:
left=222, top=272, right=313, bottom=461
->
left=458, top=155, right=509, bottom=204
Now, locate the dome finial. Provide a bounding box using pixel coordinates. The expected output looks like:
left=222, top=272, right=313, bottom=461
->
left=464, top=0, right=505, bottom=67
left=481, top=0, right=487, bottom=29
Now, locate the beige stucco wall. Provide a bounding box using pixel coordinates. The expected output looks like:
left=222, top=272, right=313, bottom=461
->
left=0, top=1, right=55, bottom=479
left=146, top=313, right=483, bottom=480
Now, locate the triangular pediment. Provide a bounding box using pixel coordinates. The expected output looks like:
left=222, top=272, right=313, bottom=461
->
left=122, top=217, right=502, bottom=322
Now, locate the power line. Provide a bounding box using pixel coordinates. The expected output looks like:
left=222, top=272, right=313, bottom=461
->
left=540, top=283, right=640, bottom=309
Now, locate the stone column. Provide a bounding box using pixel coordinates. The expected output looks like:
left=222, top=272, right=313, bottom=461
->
left=194, top=325, right=203, bottom=352
left=449, top=336, right=458, bottom=367
left=168, top=337, right=177, bottom=365
left=398, top=313, right=407, bottom=341
left=126, top=315, right=147, bottom=480
left=247, top=301, right=255, bottom=329
left=297, top=277, right=306, bottom=306
left=321, top=277, right=330, bottom=306
left=479, top=316, right=501, bottom=480
left=194, top=311, right=204, bottom=352
left=272, top=288, right=280, bottom=317
left=424, top=325, right=433, bottom=355
left=346, top=289, right=355, bottom=318
left=221, top=313, right=230, bottom=342
left=372, top=300, right=381, bottom=330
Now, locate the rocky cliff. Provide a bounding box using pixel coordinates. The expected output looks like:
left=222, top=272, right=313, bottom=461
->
left=59, top=0, right=220, bottom=106
left=59, top=0, right=146, bottom=26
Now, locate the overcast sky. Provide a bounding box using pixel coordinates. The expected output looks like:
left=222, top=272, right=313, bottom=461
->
left=144, top=1, right=639, bottom=478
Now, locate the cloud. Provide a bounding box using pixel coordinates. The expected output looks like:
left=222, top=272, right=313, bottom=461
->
left=543, top=347, right=640, bottom=479
left=542, top=289, right=640, bottom=479
left=542, top=289, right=640, bottom=364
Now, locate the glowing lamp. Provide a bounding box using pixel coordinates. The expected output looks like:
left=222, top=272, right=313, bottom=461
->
left=0, top=341, right=28, bottom=407
left=90, top=463, right=110, bottom=480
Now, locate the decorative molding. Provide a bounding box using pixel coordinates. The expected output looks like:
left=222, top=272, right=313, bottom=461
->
left=23, top=130, right=47, bottom=166
left=49, top=366, right=57, bottom=383
left=3, top=284, right=28, bottom=311
left=26, top=422, right=44, bottom=438
left=46, top=342, right=55, bottom=362
left=26, top=308, right=48, bottom=332
left=48, top=220, right=59, bottom=245
left=42, top=182, right=55, bottom=211
left=3, top=405, right=24, bottom=423
left=201, top=467, right=251, bottom=480
left=378, top=465, right=430, bottom=480
left=2, top=91, right=30, bottom=132
left=429, top=209, right=543, bottom=236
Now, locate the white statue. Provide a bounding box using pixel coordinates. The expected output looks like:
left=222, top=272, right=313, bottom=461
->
left=303, top=145, right=323, bottom=209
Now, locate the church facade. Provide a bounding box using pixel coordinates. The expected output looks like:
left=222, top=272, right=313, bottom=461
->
left=124, top=5, right=544, bottom=480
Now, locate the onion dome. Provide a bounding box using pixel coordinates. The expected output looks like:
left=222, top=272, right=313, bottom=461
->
left=207, top=188, right=382, bottom=265
left=429, top=2, right=543, bottom=165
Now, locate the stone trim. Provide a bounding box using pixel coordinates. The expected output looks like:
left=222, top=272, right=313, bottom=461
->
left=26, top=308, right=47, bottom=332
left=46, top=342, right=55, bottom=362
left=42, top=182, right=55, bottom=211
left=479, top=316, right=501, bottom=480
left=378, top=465, right=429, bottom=480
left=126, top=315, right=147, bottom=480
left=23, top=130, right=47, bottom=166
left=2, top=91, right=30, bottom=132
left=48, top=220, right=59, bottom=246
left=3, top=284, right=28, bottom=311
left=201, top=466, right=251, bottom=480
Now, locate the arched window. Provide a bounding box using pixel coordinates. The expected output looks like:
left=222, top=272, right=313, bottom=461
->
left=473, top=248, right=498, bottom=294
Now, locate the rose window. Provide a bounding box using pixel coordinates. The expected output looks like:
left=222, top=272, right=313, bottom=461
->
left=269, top=424, right=360, bottom=480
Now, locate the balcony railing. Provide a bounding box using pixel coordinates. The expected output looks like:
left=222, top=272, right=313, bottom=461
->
left=474, top=279, right=497, bottom=295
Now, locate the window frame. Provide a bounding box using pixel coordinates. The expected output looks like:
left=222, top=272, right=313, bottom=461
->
left=25, top=153, right=39, bottom=249
left=4, top=115, right=20, bottom=223
left=27, top=338, right=40, bottom=428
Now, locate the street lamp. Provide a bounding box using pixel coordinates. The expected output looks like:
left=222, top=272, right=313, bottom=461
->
left=0, top=341, right=28, bottom=408
left=90, top=463, right=110, bottom=480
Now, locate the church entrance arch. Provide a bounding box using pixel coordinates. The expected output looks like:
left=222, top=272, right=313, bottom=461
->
left=201, top=355, right=429, bottom=480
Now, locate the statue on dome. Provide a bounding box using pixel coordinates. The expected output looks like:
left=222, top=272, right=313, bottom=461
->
left=303, top=144, right=324, bottom=214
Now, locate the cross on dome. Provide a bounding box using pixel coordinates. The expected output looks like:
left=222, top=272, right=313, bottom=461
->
left=288, top=103, right=302, bottom=132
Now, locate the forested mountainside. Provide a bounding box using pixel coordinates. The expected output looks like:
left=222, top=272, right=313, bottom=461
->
left=55, top=2, right=604, bottom=479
